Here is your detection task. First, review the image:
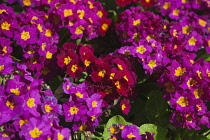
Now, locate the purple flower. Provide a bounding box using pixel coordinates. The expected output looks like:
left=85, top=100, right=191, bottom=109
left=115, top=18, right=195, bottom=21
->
left=20, top=117, right=51, bottom=139
left=0, top=56, right=13, bottom=75
left=121, top=125, right=141, bottom=140
left=86, top=93, right=102, bottom=110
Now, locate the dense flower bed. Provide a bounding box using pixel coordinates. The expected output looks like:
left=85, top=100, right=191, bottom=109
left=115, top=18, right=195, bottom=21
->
left=0, top=0, right=210, bottom=139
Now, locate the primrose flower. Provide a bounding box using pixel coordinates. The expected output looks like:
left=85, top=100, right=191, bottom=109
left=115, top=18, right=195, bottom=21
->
left=121, top=125, right=141, bottom=140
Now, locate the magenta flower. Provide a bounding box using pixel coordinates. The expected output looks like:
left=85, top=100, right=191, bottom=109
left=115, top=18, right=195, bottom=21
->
left=121, top=125, right=141, bottom=140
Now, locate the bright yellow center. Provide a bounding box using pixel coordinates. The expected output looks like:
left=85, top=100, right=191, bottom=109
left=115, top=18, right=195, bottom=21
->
left=57, top=133, right=64, bottom=140
left=23, top=0, right=31, bottom=6
left=75, top=26, right=84, bottom=34
left=137, top=45, right=146, bottom=54
left=19, top=120, right=28, bottom=127
left=193, top=88, right=204, bottom=99
left=182, top=26, right=189, bottom=34
left=46, top=51, right=52, bottom=59
left=37, top=24, right=43, bottom=32
left=117, top=64, right=123, bottom=70
left=123, top=75, right=128, bottom=81
left=1, top=21, right=10, bottom=30
left=173, top=9, right=180, bottom=16
left=133, top=20, right=141, bottom=26
left=71, top=64, right=78, bottom=73
left=10, top=88, right=20, bottom=95
left=187, top=78, right=197, bottom=88
left=84, top=59, right=91, bottom=67
left=173, top=30, right=178, bottom=37
left=97, top=11, right=103, bottom=18
left=27, top=98, right=35, bottom=108
left=21, top=31, right=30, bottom=41
left=196, top=104, right=202, bottom=111
left=6, top=101, right=14, bottom=110
left=92, top=101, right=98, bottom=107
left=29, top=128, right=42, bottom=138
left=70, top=0, right=76, bottom=4
left=182, top=0, right=188, bottom=3
left=127, top=133, right=136, bottom=139
left=69, top=106, right=79, bottom=115
left=98, top=69, right=106, bottom=78
left=64, top=56, right=72, bottom=65
left=45, top=104, right=53, bottom=113
left=102, top=23, right=108, bottom=31
left=2, top=46, right=7, bottom=54
left=148, top=60, right=156, bottom=68
left=64, top=9, right=73, bottom=17
left=88, top=1, right=94, bottom=9
left=115, top=81, right=121, bottom=89
left=41, top=43, right=46, bottom=51
left=109, top=126, right=119, bottom=134
left=91, top=115, right=96, bottom=121
left=121, top=104, right=126, bottom=111
left=174, top=67, right=186, bottom=76
left=45, top=29, right=52, bottom=37
left=0, top=10, right=7, bottom=14
left=110, top=73, right=115, bottom=79
left=177, top=97, right=188, bottom=107
left=76, top=92, right=83, bottom=98
left=163, top=2, right=171, bottom=10
left=188, top=37, right=197, bottom=45
left=0, top=65, right=5, bottom=71
left=77, top=10, right=85, bottom=19
left=186, top=114, right=193, bottom=122
left=199, top=19, right=207, bottom=27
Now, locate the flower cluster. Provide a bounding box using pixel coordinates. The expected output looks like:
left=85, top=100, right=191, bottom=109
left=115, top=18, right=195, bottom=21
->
left=0, top=64, right=70, bottom=139
left=57, top=42, right=138, bottom=109
left=158, top=52, right=210, bottom=130
left=108, top=124, right=154, bottom=140
left=62, top=78, right=103, bottom=132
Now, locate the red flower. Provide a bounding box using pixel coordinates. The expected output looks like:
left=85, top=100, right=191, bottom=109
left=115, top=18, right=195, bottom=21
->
left=98, top=18, right=112, bottom=36
left=140, top=0, right=155, bottom=7
left=116, top=0, right=133, bottom=7
left=120, top=99, right=131, bottom=115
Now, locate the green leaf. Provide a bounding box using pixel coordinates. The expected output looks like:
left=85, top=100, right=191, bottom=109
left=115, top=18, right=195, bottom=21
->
left=145, top=90, right=170, bottom=126
left=139, top=124, right=167, bottom=140
left=102, top=115, right=131, bottom=140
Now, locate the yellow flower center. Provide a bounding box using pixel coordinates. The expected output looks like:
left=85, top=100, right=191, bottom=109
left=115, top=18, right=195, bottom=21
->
left=6, top=101, right=14, bottom=110
left=133, top=20, right=141, bottom=26
left=177, top=97, right=188, bottom=107
left=121, top=104, right=126, bottom=111
left=77, top=10, right=85, bottom=19
left=182, top=25, right=189, bottom=34
left=92, top=101, right=98, bottom=107
left=21, top=31, right=30, bottom=41
left=29, top=128, right=42, bottom=138
left=75, top=26, right=84, bottom=34
left=71, top=64, right=78, bottom=73
left=199, top=19, right=207, bottom=27
left=41, top=43, right=46, bottom=51
left=10, top=88, right=20, bottom=95
left=46, top=51, right=52, bottom=59
left=127, top=133, right=136, bottom=139
left=69, top=106, right=79, bottom=115
left=64, top=56, right=72, bottom=65
left=45, top=29, right=52, bottom=37
left=84, top=59, right=91, bottom=67
left=98, top=69, right=106, bottom=78
left=45, top=104, right=53, bottom=113
left=19, top=119, right=28, bottom=127
left=174, top=67, right=186, bottom=76
left=76, top=92, right=83, bottom=98
left=0, top=65, right=5, bottom=71
left=173, top=9, right=180, bottom=16
left=27, top=98, right=35, bottom=108
left=194, top=88, right=203, bottom=98
left=58, top=133, right=64, bottom=140
left=148, top=60, right=156, bottom=68
left=1, top=21, right=10, bottom=30
left=23, top=0, right=31, bottom=6
left=186, top=114, right=193, bottom=123
left=187, top=78, right=197, bottom=88
left=123, top=75, right=128, bottom=81
left=137, top=45, right=146, bottom=54
left=188, top=37, right=197, bottom=45
left=102, top=23, right=108, bottom=31
left=97, top=11, right=103, bottom=18
left=115, top=81, right=121, bottom=89
left=37, top=24, right=43, bottom=32
left=163, top=2, right=171, bottom=10
left=64, top=9, right=73, bottom=17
